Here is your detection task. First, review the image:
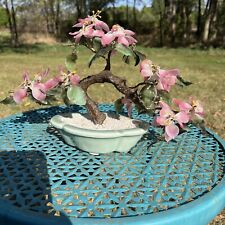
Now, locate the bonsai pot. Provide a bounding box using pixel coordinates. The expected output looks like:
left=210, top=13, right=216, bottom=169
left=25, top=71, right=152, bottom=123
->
left=50, top=113, right=148, bottom=154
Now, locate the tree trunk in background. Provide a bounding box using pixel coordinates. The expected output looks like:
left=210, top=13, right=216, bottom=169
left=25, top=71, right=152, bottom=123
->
left=55, top=0, right=61, bottom=36
left=10, top=0, right=18, bottom=46
left=126, top=0, right=129, bottom=26
left=159, top=1, right=164, bottom=46
left=4, top=0, right=19, bottom=47
left=4, top=0, right=13, bottom=40
left=202, top=0, right=218, bottom=44
left=171, top=0, right=176, bottom=45
left=133, top=0, right=136, bottom=28
left=197, top=0, right=201, bottom=38
left=75, top=0, right=82, bottom=19
left=112, top=1, right=116, bottom=23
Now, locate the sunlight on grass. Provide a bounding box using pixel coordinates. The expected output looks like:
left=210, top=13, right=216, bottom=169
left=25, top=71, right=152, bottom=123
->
left=0, top=44, right=224, bottom=139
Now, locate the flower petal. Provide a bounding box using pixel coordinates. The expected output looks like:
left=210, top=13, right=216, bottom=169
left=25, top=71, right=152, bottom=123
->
left=31, top=83, right=46, bottom=101
left=165, top=124, right=179, bottom=141
left=13, top=89, right=27, bottom=103
left=124, top=29, right=135, bottom=36
left=175, top=111, right=190, bottom=125
left=95, top=20, right=109, bottom=32
left=91, top=29, right=104, bottom=37
left=117, top=36, right=129, bottom=46
left=126, top=35, right=137, bottom=45
left=70, top=75, right=80, bottom=86
left=44, top=77, right=60, bottom=91
left=173, top=98, right=192, bottom=111
left=101, top=33, right=115, bottom=46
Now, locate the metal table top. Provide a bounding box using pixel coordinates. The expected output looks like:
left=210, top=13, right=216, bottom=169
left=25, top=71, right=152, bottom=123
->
left=0, top=104, right=225, bottom=225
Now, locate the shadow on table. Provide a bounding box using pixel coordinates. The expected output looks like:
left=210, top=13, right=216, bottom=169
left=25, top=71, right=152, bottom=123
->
left=0, top=150, right=72, bottom=225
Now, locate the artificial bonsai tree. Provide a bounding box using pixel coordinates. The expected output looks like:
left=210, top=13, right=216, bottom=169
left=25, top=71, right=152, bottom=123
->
left=1, top=11, right=204, bottom=142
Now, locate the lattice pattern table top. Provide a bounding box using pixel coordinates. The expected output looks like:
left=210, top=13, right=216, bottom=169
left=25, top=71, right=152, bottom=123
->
left=0, top=104, right=224, bottom=221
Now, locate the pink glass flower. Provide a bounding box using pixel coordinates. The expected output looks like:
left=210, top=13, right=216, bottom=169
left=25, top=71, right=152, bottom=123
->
left=157, top=69, right=179, bottom=92
left=70, top=14, right=109, bottom=43
left=73, top=16, right=109, bottom=32
left=73, top=17, right=92, bottom=28
left=31, top=83, right=47, bottom=102
left=69, top=25, right=96, bottom=43
left=13, top=88, right=27, bottom=103
left=70, top=74, right=80, bottom=86
left=101, top=25, right=137, bottom=46
left=173, top=98, right=204, bottom=120
left=156, top=101, right=189, bottom=142
left=140, top=59, right=153, bottom=80
left=44, top=77, right=61, bottom=91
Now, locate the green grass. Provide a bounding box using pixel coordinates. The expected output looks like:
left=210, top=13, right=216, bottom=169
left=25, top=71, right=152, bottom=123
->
left=0, top=44, right=224, bottom=139
left=0, top=44, right=225, bottom=223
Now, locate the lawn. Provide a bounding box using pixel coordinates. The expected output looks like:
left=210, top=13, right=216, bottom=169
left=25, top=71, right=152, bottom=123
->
left=0, top=44, right=225, bottom=223
left=0, top=44, right=224, bottom=139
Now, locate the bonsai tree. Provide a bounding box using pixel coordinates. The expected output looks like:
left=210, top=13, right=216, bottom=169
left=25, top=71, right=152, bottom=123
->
left=1, top=11, right=204, bottom=142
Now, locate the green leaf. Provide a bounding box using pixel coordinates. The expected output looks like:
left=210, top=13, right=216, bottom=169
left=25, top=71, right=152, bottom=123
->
left=114, top=98, right=123, bottom=113
left=177, top=76, right=192, bottom=86
left=139, top=85, right=157, bottom=111
left=115, top=43, right=133, bottom=56
left=65, top=52, right=77, bottom=72
left=93, top=37, right=101, bottom=51
left=133, top=52, right=140, bottom=66
left=0, top=96, right=15, bottom=105
left=67, top=86, right=86, bottom=106
left=134, top=50, right=146, bottom=61
left=88, top=47, right=111, bottom=68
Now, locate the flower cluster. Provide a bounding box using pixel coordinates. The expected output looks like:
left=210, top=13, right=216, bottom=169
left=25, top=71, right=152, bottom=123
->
left=69, top=11, right=137, bottom=47
left=139, top=59, right=204, bottom=141
left=13, top=69, right=80, bottom=103
left=140, top=59, right=179, bottom=92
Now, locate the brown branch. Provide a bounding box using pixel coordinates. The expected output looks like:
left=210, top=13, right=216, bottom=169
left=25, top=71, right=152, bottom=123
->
left=79, top=70, right=146, bottom=124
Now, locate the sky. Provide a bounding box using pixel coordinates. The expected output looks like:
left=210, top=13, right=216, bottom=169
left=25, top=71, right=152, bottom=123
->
left=109, top=0, right=152, bottom=9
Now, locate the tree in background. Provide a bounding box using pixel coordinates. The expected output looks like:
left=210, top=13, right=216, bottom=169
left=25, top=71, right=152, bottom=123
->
left=0, top=0, right=225, bottom=47
left=2, top=0, right=19, bottom=47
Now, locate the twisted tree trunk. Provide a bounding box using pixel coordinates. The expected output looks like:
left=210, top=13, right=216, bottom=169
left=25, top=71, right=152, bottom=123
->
left=79, top=70, right=145, bottom=124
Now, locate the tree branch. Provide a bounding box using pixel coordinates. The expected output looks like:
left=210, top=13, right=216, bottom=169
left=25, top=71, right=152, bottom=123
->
left=79, top=70, right=146, bottom=124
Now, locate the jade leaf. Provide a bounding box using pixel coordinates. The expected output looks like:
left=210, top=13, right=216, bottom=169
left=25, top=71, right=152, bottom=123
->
left=114, top=98, right=123, bottom=114
left=115, top=44, right=133, bottom=56
left=67, top=86, right=86, bottom=106
left=0, top=96, right=15, bottom=105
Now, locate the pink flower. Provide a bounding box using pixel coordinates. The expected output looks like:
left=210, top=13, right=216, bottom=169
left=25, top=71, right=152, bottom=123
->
left=70, top=74, right=80, bottom=86
left=73, top=16, right=109, bottom=32
left=69, top=25, right=96, bottom=43
left=13, top=70, right=62, bottom=103
left=140, top=59, right=153, bottom=80
left=44, top=77, right=61, bottom=91
left=101, top=25, right=137, bottom=46
left=70, top=14, right=109, bottom=43
left=31, top=83, right=47, bottom=102
left=173, top=98, right=204, bottom=120
left=13, top=89, right=27, bottom=103
left=73, top=17, right=92, bottom=28
left=157, top=69, right=179, bottom=92
left=93, top=18, right=109, bottom=32
left=156, top=101, right=189, bottom=142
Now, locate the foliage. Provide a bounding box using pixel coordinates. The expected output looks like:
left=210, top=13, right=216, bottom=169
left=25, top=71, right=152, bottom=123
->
left=0, top=7, right=7, bottom=27
left=1, top=0, right=225, bottom=47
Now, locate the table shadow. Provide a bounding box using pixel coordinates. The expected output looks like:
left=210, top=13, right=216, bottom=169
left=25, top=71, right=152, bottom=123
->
left=0, top=150, right=72, bottom=225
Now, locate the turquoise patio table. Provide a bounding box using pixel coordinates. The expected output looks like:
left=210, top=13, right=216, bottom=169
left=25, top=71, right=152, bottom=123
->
left=0, top=104, right=225, bottom=225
